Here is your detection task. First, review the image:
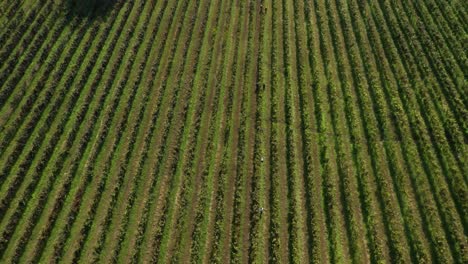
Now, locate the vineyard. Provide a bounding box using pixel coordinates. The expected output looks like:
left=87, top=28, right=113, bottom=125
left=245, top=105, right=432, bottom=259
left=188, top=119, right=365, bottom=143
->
left=0, top=0, right=467, bottom=263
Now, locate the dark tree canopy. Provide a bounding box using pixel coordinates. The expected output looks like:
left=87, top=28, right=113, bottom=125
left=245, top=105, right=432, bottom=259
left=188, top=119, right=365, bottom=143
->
left=66, top=0, right=116, bottom=16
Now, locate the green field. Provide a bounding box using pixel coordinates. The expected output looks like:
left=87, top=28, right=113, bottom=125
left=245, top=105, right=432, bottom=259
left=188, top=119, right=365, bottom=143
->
left=0, top=0, right=467, bottom=263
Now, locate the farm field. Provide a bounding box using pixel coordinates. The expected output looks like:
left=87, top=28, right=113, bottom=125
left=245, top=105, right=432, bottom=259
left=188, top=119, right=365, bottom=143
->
left=0, top=0, right=467, bottom=263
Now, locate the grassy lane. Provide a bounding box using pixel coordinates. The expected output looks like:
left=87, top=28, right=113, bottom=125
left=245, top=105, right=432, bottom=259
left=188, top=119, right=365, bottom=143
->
left=0, top=15, right=85, bottom=185
left=0, top=16, right=93, bottom=252
left=97, top=0, right=206, bottom=261
left=128, top=0, right=211, bottom=261
left=33, top=2, right=145, bottom=262
left=13, top=1, right=137, bottom=262
left=362, top=0, right=461, bottom=261
left=434, top=0, right=467, bottom=29
left=0, top=0, right=49, bottom=76
left=406, top=0, right=466, bottom=87
left=140, top=0, right=222, bottom=262
left=39, top=3, right=145, bottom=260
left=226, top=2, right=259, bottom=263
left=0, top=0, right=43, bottom=39
left=0, top=5, right=124, bottom=262
left=185, top=1, right=241, bottom=263
left=0, top=9, right=67, bottom=130
left=316, top=0, right=362, bottom=262
left=0, top=0, right=28, bottom=26
left=65, top=0, right=171, bottom=263
left=292, top=0, right=323, bottom=261
left=0, top=0, right=25, bottom=36
left=206, top=1, right=248, bottom=262
left=77, top=0, right=187, bottom=261
left=330, top=0, right=417, bottom=261
left=0, top=0, right=465, bottom=262
left=316, top=0, right=371, bottom=262
left=270, top=0, right=290, bottom=261
left=342, top=0, right=435, bottom=262
left=313, top=0, right=391, bottom=262
left=281, top=0, right=313, bottom=262
left=392, top=0, right=468, bottom=208
left=0, top=3, right=62, bottom=115
left=0, top=0, right=54, bottom=93
left=387, top=0, right=467, bottom=172
left=415, top=0, right=467, bottom=77
left=91, top=0, right=193, bottom=261
left=205, top=2, right=249, bottom=263
left=328, top=0, right=412, bottom=260
left=248, top=0, right=271, bottom=262
left=372, top=1, right=467, bottom=261
left=162, top=0, right=233, bottom=261
left=259, top=0, right=273, bottom=261
left=427, top=0, right=467, bottom=42
left=381, top=0, right=467, bottom=132
left=57, top=1, right=163, bottom=262
left=401, top=0, right=467, bottom=219
left=16, top=3, right=135, bottom=262
left=302, top=1, right=332, bottom=262
left=0, top=11, right=82, bottom=220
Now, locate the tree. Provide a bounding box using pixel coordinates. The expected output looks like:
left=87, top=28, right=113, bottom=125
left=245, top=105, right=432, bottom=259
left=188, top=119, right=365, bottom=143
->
left=66, top=0, right=115, bottom=16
